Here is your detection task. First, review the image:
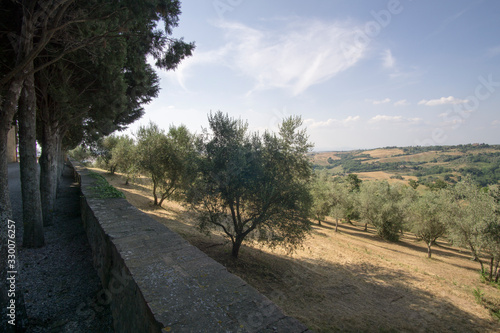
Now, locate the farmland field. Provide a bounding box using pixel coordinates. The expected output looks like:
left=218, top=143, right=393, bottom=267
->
left=311, top=144, right=500, bottom=187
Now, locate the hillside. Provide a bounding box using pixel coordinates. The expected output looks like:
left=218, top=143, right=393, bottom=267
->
left=311, top=143, right=500, bottom=187
left=94, top=168, right=500, bottom=332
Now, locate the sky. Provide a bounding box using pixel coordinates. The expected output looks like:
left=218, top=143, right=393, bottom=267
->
left=124, top=0, right=500, bottom=151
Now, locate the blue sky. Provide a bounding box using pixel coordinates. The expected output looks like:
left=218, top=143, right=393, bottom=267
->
left=125, top=0, right=500, bottom=151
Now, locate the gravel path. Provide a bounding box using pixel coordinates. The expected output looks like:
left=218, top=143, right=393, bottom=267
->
left=9, top=162, right=113, bottom=332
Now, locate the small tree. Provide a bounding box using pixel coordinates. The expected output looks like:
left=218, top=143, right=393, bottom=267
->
left=484, top=184, right=500, bottom=282
left=443, top=178, right=496, bottom=276
left=109, top=135, right=138, bottom=185
left=358, top=181, right=406, bottom=241
left=136, top=122, right=195, bottom=207
left=329, top=181, right=345, bottom=232
left=409, top=179, right=419, bottom=189
left=407, top=190, right=447, bottom=258
left=93, top=135, right=121, bottom=174
left=188, top=112, right=313, bottom=258
left=310, top=170, right=333, bottom=225
left=358, top=181, right=386, bottom=232
left=334, top=175, right=361, bottom=227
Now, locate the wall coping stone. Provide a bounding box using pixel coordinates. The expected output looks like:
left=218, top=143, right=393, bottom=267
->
left=72, top=161, right=310, bottom=333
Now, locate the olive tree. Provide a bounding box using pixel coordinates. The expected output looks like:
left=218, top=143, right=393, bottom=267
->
left=188, top=112, right=313, bottom=258
left=94, top=135, right=121, bottom=174
left=333, top=175, right=361, bottom=227
left=109, top=135, right=138, bottom=185
left=443, top=178, right=496, bottom=277
left=136, top=122, right=195, bottom=207
left=486, top=185, right=500, bottom=281
left=310, top=170, right=334, bottom=225
left=407, top=190, right=447, bottom=258
left=358, top=181, right=407, bottom=241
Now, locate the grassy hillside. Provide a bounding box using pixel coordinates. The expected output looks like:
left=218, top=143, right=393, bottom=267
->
left=95, top=168, right=500, bottom=332
left=311, top=143, right=500, bottom=187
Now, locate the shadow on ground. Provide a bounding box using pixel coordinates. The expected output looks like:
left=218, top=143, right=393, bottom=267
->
left=98, top=168, right=498, bottom=333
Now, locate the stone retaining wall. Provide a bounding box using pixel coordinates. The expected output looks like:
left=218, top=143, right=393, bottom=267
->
left=72, top=161, right=310, bottom=333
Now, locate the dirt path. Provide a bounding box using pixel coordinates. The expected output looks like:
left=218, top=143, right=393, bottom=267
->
left=99, top=169, right=500, bottom=332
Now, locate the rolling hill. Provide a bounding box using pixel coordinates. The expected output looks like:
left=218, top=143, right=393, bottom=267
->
left=311, top=143, right=500, bottom=187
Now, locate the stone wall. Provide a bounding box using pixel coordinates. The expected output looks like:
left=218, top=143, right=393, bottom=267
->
left=72, top=161, right=310, bottom=333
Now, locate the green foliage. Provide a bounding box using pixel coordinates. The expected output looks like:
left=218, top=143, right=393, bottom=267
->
left=407, top=190, right=447, bottom=257
left=136, top=122, right=196, bottom=206
left=109, top=135, right=138, bottom=184
left=408, top=179, right=419, bottom=189
left=92, top=135, right=121, bottom=174
left=88, top=172, right=125, bottom=199
left=357, top=181, right=412, bottom=242
left=310, top=170, right=334, bottom=224
left=68, top=146, right=92, bottom=165
left=332, top=175, right=361, bottom=225
left=472, top=287, right=484, bottom=304
left=188, top=112, right=313, bottom=258
left=443, top=177, right=498, bottom=277
left=314, top=145, right=500, bottom=186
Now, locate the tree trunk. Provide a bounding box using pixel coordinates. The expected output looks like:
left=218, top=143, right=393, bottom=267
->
left=152, top=180, right=158, bottom=205
left=489, top=257, right=494, bottom=282
left=469, top=243, right=484, bottom=275
left=427, top=242, right=432, bottom=258
left=364, top=222, right=368, bottom=232
left=0, top=76, right=25, bottom=225
left=335, top=218, right=339, bottom=232
left=19, top=71, right=44, bottom=248
left=231, top=236, right=244, bottom=258
left=39, top=124, right=61, bottom=226
left=0, top=119, right=15, bottom=331
left=0, top=124, right=14, bottom=226
left=495, top=260, right=499, bottom=283
left=0, top=80, right=30, bottom=332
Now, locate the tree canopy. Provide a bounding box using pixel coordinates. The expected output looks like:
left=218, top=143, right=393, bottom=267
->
left=187, top=112, right=314, bottom=258
left=0, top=0, right=194, bottom=246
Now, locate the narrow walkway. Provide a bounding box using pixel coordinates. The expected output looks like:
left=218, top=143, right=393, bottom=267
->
left=9, top=163, right=113, bottom=332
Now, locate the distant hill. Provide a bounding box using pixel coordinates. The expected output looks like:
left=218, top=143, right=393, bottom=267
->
left=310, top=143, right=500, bottom=187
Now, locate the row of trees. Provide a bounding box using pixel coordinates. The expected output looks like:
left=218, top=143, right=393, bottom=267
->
left=310, top=172, right=500, bottom=282
left=1, top=3, right=193, bottom=329
left=87, top=112, right=314, bottom=259
left=89, top=112, right=500, bottom=282
left=1, top=0, right=194, bottom=247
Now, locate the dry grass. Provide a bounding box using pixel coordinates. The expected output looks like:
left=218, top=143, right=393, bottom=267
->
left=95, top=168, right=500, bottom=332
left=365, top=148, right=405, bottom=159
left=356, top=171, right=418, bottom=185
left=310, top=152, right=341, bottom=166
left=363, top=151, right=441, bottom=164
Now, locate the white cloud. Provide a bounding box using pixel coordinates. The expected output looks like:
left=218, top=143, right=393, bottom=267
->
left=370, top=115, right=403, bottom=123
left=370, top=98, right=391, bottom=105
left=382, top=49, right=395, bottom=69
left=492, top=120, right=500, bottom=126
left=305, top=115, right=360, bottom=128
left=418, top=96, right=469, bottom=106
left=161, top=46, right=232, bottom=90
left=167, top=18, right=368, bottom=95
left=370, top=115, right=422, bottom=125
left=394, top=99, right=409, bottom=106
